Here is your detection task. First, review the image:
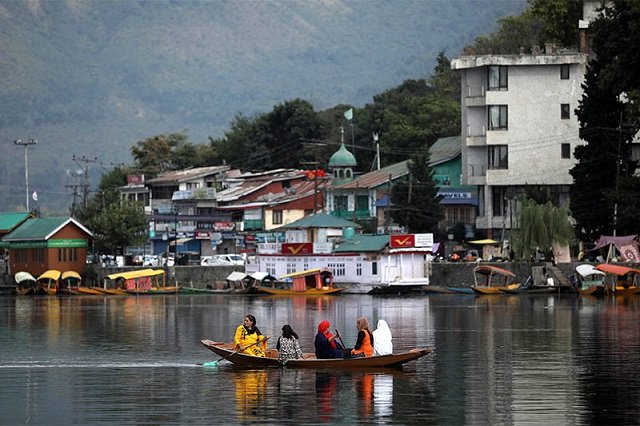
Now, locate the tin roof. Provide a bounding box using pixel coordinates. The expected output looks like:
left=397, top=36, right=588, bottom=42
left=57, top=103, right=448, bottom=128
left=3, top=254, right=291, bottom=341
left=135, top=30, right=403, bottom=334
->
left=146, top=166, right=232, bottom=185
left=333, top=234, right=389, bottom=253
left=3, top=217, right=93, bottom=241
left=0, top=212, right=31, bottom=233
left=278, top=212, right=360, bottom=229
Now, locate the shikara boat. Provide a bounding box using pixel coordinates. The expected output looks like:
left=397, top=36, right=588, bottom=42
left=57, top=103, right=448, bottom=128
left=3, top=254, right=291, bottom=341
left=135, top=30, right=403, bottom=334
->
left=37, top=270, right=62, bottom=295
left=106, top=269, right=180, bottom=295
left=576, top=264, right=607, bottom=296
left=14, top=271, right=38, bottom=295
left=471, top=265, right=520, bottom=295
left=257, top=268, right=345, bottom=296
left=594, top=263, right=640, bottom=296
left=200, top=340, right=432, bottom=369
left=59, top=271, right=82, bottom=295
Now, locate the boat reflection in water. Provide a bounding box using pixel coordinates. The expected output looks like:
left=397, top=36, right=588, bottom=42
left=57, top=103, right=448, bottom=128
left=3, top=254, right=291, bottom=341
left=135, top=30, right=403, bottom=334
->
left=233, top=369, right=268, bottom=421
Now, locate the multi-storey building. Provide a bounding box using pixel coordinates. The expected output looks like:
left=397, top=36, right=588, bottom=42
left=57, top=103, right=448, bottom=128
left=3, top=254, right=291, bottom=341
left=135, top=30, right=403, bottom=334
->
left=451, top=49, right=587, bottom=238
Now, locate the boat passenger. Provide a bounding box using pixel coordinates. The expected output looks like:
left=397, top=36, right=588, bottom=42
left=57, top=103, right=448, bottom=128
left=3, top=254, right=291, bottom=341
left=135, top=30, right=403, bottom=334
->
left=234, top=314, right=269, bottom=357
left=277, top=324, right=303, bottom=362
left=314, top=320, right=345, bottom=359
left=372, top=319, right=393, bottom=356
left=349, top=317, right=374, bottom=357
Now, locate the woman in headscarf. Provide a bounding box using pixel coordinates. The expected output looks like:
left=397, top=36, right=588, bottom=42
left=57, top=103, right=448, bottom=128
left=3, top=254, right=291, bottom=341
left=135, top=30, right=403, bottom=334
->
left=350, top=317, right=374, bottom=357
left=234, top=314, right=269, bottom=357
left=372, top=319, right=393, bottom=356
left=277, top=324, right=303, bottom=362
left=314, top=320, right=344, bottom=359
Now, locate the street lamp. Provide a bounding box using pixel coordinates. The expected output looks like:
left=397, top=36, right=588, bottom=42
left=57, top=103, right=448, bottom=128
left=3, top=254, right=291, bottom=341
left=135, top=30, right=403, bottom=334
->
left=14, top=139, right=37, bottom=211
left=373, top=132, right=381, bottom=170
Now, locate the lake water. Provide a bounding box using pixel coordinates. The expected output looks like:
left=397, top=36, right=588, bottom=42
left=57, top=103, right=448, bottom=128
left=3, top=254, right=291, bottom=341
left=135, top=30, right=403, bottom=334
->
left=1, top=293, right=639, bottom=425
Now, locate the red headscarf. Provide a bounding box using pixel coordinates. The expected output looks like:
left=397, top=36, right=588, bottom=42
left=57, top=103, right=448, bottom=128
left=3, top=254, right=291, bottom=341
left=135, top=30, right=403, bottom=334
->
left=318, top=320, right=336, bottom=349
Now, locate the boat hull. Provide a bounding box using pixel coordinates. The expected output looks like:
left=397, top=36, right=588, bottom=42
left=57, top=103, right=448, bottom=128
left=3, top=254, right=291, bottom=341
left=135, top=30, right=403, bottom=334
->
left=200, top=340, right=431, bottom=369
left=473, top=283, right=521, bottom=295
left=256, top=286, right=344, bottom=296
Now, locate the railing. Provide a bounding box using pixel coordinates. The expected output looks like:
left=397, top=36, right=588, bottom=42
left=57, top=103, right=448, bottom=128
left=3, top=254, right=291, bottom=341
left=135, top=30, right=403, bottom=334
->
left=466, top=85, right=486, bottom=98
left=468, top=164, right=486, bottom=177
left=331, top=209, right=371, bottom=219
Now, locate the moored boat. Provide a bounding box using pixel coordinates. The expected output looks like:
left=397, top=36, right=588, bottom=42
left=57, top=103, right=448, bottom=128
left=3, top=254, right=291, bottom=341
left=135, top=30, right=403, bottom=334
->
left=594, top=263, right=640, bottom=296
left=200, top=339, right=432, bottom=369
left=14, top=271, right=38, bottom=295
left=106, top=269, right=180, bottom=295
left=37, top=270, right=61, bottom=295
left=257, top=268, right=345, bottom=295
left=59, top=271, right=82, bottom=295
left=471, top=265, right=520, bottom=295
left=576, top=264, right=606, bottom=296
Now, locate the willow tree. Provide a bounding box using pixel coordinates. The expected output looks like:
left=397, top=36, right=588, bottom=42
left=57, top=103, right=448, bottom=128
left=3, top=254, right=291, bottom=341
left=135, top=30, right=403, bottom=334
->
left=509, top=198, right=575, bottom=261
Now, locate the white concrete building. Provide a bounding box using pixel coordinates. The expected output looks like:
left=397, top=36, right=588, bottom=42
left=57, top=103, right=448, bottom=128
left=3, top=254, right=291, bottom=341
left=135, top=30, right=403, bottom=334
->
left=451, top=51, right=587, bottom=237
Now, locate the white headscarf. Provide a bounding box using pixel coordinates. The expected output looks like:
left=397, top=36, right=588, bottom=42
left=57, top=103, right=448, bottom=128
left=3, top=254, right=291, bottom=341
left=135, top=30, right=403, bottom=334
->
left=372, top=319, right=393, bottom=356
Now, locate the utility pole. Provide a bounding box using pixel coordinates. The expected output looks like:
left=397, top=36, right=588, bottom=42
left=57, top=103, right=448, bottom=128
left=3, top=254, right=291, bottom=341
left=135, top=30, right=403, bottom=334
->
left=14, top=139, right=37, bottom=211
left=72, top=155, right=98, bottom=208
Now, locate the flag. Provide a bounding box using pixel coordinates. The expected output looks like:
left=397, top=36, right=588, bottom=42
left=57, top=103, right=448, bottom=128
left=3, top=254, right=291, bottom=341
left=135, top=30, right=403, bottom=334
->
left=343, top=108, right=353, bottom=120
left=32, top=191, right=38, bottom=202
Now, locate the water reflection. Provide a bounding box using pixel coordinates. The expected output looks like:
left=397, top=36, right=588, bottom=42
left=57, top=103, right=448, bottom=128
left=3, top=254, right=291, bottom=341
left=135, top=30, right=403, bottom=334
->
left=233, top=369, right=268, bottom=421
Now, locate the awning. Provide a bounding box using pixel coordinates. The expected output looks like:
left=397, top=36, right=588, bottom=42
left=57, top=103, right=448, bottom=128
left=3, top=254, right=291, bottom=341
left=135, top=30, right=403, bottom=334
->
left=169, top=238, right=193, bottom=246
left=226, top=271, right=248, bottom=282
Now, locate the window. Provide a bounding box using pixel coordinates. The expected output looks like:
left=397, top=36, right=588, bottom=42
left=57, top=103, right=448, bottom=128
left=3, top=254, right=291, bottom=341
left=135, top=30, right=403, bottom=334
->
left=560, top=64, right=570, bottom=80
left=492, top=186, right=508, bottom=217
left=561, top=104, right=570, bottom=119
left=488, top=145, right=508, bottom=169
left=334, top=195, right=348, bottom=212
left=561, top=143, right=571, bottom=159
left=488, top=65, right=508, bottom=90
left=371, top=261, right=378, bottom=275
left=488, top=105, right=508, bottom=130
left=272, top=210, right=283, bottom=225
left=355, top=195, right=368, bottom=212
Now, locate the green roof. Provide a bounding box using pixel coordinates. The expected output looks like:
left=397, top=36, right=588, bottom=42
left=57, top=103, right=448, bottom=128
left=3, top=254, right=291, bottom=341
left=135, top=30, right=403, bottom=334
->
left=3, top=217, right=92, bottom=241
left=334, top=234, right=389, bottom=253
left=0, top=212, right=31, bottom=233
left=279, top=212, right=360, bottom=229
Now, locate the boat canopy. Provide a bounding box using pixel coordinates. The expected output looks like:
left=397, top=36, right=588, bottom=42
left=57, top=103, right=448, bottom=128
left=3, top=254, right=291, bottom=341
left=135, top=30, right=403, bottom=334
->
left=106, top=269, right=165, bottom=280
left=226, top=271, right=247, bottom=282
left=473, top=265, right=515, bottom=277
left=595, top=264, right=640, bottom=276
left=37, top=270, right=61, bottom=281
left=15, top=271, right=36, bottom=283
left=576, top=264, right=606, bottom=278
left=280, top=268, right=325, bottom=280
left=62, top=271, right=81, bottom=280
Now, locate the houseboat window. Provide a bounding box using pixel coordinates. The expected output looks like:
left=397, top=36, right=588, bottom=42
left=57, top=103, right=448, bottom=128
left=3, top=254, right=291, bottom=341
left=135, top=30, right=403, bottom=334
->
left=356, top=263, right=362, bottom=276
left=371, top=262, right=378, bottom=275
left=328, top=263, right=345, bottom=276
left=488, top=65, right=508, bottom=90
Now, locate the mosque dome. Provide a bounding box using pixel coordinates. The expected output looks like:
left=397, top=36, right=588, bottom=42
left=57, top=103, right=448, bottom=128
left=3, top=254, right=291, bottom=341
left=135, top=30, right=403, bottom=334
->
left=328, top=143, right=357, bottom=168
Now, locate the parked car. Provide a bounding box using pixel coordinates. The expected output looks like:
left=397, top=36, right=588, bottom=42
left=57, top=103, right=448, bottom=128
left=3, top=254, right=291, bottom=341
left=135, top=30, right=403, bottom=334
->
left=448, top=249, right=480, bottom=262
left=201, top=254, right=245, bottom=266
left=143, top=255, right=160, bottom=266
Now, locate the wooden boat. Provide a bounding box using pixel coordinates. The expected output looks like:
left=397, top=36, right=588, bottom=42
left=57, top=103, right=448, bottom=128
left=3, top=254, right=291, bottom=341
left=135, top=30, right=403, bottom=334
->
left=106, top=269, right=180, bottom=295
left=200, top=340, right=432, bottom=369
left=576, top=264, right=607, bottom=296
left=37, top=270, right=61, bottom=295
left=445, top=286, right=475, bottom=294
left=471, top=265, right=520, bottom=295
left=14, top=271, right=38, bottom=295
left=595, top=263, right=640, bottom=296
left=59, top=271, right=82, bottom=295
left=257, top=268, right=345, bottom=296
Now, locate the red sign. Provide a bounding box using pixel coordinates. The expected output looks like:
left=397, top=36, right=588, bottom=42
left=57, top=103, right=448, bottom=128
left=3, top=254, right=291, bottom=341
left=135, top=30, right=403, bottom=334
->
left=127, top=174, right=145, bottom=185
left=390, top=234, right=415, bottom=248
left=282, top=243, right=313, bottom=255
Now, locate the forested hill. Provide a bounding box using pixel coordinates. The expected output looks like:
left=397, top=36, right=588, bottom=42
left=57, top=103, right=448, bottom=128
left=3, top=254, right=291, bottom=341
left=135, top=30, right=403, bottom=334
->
left=0, top=0, right=526, bottom=213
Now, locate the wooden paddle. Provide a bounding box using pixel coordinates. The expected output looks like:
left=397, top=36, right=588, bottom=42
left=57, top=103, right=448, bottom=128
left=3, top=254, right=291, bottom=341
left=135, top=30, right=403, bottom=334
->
left=202, top=336, right=270, bottom=367
left=335, top=329, right=346, bottom=350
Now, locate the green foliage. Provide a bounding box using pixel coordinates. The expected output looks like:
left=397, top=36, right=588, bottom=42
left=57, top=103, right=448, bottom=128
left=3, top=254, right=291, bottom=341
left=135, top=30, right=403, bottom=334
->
left=570, top=0, right=640, bottom=241
left=510, top=198, right=575, bottom=260
left=389, top=148, right=443, bottom=233
left=90, top=200, right=148, bottom=255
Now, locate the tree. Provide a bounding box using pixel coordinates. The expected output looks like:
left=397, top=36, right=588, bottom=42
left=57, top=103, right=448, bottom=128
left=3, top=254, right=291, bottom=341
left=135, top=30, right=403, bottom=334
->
left=509, top=198, right=575, bottom=261
left=389, top=148, right=443, bottom=233
left=130, top=132, right=195, bottom=176
left=570, top=0, right=640, bottom=241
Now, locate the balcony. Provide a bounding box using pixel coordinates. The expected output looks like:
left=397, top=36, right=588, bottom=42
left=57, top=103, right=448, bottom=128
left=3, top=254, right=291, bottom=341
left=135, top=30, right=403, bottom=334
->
left=172, top=188, right=217, bottom=201
left=466, top=164, right=486, bottom=186
left=466, top=124, right=486, bottom=146
left=464, top=85, right=486, bottom=107
left=332, top=209, right=371, bottom=220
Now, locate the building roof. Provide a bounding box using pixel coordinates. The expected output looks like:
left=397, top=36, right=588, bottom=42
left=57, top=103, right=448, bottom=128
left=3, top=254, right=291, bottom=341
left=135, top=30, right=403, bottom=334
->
left=278, top=212, right=360, bottom=229
left=0, top=212, right=31, bottom=233
left=333, top=234, right=389, bottom=253
left=329, top=143, right=357, bottom=167
left=216, top=170, right=307, bottom=203
left=451, top=52, right=588, bottom=70
left=146, top=165, right=232, bottom=185
left=430, top=135, right=461, bottom=165
left=3, top=217, right=93, bottom=241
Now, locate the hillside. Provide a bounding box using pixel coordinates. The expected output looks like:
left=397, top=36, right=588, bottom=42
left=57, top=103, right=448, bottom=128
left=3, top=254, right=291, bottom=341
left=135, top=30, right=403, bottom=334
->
left=0, top=0, right=526, bottom=213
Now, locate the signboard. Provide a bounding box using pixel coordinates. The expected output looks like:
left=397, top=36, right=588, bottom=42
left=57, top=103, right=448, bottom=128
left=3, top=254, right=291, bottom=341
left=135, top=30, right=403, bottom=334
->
left=314, top=242, right=333, bottom=254
left=282, top=243, right=313, bottom=255
left=389, top=234, right=415, bottom=248
left=127, top=174, right=145, bottom=185
left=414, top=233, right=434, bottom=248
left=214, top=222, right=235, bottom=231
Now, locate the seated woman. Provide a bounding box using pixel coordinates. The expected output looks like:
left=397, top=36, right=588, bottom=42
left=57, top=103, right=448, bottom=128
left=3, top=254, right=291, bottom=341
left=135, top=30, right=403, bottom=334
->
left=277, top=324, right=303, bottom=362
left=372, top=319, right=393, bottom=356
left=314, top=320, right=344, bottom=359
left=349, top=317, right=374, bottom=357
left=234, top=314, right=269, bottom=357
